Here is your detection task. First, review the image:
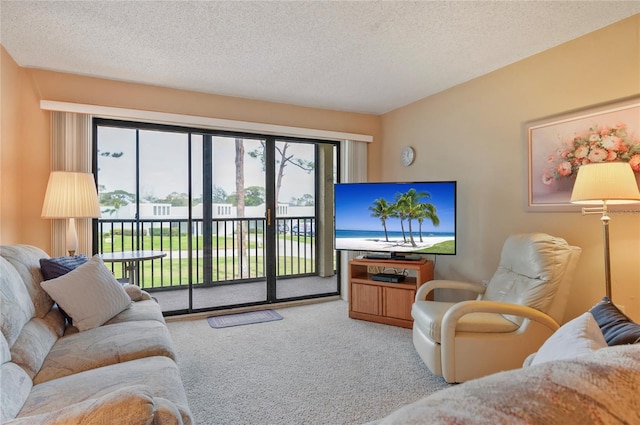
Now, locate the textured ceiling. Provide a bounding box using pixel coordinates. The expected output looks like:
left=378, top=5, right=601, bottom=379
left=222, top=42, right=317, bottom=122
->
left=2, top=1, right=639, bottom=114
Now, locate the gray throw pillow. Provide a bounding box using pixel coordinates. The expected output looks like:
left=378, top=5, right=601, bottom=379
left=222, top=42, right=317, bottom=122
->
left=40, top=255, right=132, bottom=332
left=40, top=255, right=89, bottom=323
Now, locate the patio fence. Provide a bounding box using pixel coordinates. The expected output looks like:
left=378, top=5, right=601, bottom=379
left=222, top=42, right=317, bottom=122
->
left=96, top=217, right=317, bottom=291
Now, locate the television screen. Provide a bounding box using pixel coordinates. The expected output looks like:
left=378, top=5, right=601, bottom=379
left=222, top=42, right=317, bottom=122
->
left=334, top=181, right=456, bottom=256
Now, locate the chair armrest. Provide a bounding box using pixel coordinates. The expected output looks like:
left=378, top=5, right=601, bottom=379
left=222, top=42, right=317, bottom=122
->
left=415, top=280, right=486, bottom=301
left=441, top=300, right=560, bottom=341
left=439, top=300, right=561, bottom=382
left=123, top=284, right=152, bottom=301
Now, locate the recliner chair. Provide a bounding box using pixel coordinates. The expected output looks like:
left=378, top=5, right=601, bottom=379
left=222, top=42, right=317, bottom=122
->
left=412, top=233, right=582, bottom=383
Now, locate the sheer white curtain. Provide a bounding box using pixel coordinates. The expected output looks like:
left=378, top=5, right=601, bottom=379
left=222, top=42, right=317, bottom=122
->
left=49, top=112, right=93, bottom=256
left=339, top=139, right=368, bottom=299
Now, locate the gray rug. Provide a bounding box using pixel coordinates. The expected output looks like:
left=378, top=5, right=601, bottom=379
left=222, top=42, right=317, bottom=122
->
left=168, top=300, right=450, bottom=425
left=207, top=309, right=283, bottom=328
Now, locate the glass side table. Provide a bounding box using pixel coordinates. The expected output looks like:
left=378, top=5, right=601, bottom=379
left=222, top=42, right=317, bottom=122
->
left=99, top=250, right=166, bottom=286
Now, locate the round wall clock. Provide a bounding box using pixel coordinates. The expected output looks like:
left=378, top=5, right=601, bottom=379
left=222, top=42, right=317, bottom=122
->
left=400, top=146, right=415, bottom=166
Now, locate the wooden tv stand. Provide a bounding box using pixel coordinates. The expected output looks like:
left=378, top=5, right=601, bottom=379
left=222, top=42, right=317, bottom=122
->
left=348, top=257, right=434, bottom=328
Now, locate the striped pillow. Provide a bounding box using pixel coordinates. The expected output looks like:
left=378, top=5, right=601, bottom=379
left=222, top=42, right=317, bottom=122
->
left=40, top=255, right=88, bottom=280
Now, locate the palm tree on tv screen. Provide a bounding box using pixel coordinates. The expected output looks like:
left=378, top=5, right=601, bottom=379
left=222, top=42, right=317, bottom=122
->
left=391, top=192, right=409, bottom=243
left=416, top=202, right=440, bottom=242
left=369, top=189, right=440, bottom=248
left=368, top=198, right=393, bottom=241
left=396, top=188, right=428, bottom=247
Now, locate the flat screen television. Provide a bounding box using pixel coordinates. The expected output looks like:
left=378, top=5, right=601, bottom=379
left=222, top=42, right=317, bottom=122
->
left=334, top=181, right=456, bottom=257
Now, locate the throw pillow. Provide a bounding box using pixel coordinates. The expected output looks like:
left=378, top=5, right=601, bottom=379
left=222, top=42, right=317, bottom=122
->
left=530, top=312, right=607, bottom=366
left=589, top=296, right=640, bottom=345
left=39, top=255, right=88, bottom=323
left=40, top=255, right=132, bottom=332
left=39, top=255, right=88, bottom=280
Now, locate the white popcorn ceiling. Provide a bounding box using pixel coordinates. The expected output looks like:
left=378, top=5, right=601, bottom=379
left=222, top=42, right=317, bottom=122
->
left=2, top=1, right=639, bottom=115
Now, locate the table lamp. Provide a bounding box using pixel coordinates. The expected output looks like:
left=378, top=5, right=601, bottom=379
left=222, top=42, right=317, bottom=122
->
left=41, top=171, right=101, bottom=255
left=570, top=162, right=640, bottom=299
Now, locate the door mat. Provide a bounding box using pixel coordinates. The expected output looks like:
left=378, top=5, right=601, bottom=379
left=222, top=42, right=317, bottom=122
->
left=207, top=309, right=283, bottom=328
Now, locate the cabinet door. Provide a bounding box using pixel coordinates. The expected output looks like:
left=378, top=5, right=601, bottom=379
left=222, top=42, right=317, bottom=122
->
left=382, top=287, right=415, bottom=320
left=351, top=283, right=380, bottom=315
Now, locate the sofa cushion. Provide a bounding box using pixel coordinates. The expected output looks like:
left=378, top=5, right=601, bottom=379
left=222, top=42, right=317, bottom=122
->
left=530, top=312, right=606, bottom=366
left=5, top=385, right=156, bottom=425
left=19, top=356, right=192, bottom=425
left=589, top=297, right=640, bottom=346
left=0, top=245, right=54, bottom=319
left=40, top=256, right=132, bottom=332
left=105, top=299, right=167, bottom=325
left=7, top=309, right=64, bottom=380
left=9, top=317, right=62, bottom=379
left=64, top=299, right=167, bottom=335
left=34, top=320, right=177, bottom=384
left=0, top=332, right=10, bottom=365
left=0, top=257, right=36, bottom=347
left=0, top=362, right=33, bottom=422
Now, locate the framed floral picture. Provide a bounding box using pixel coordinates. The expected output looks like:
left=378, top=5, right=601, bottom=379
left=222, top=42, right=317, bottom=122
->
left=527, top=96, right=640, bottom=211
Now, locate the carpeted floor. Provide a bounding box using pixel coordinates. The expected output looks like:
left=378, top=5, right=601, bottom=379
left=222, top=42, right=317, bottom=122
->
left=167, top=300, right=450, bottom=425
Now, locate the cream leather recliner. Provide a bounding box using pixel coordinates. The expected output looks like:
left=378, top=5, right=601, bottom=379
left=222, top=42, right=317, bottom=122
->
left=412, top=233, right=582, bottom=383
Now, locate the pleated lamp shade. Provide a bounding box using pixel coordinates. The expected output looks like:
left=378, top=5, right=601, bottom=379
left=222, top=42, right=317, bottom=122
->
left=41, top=171, right=101, bottom=218
left=570, top=162, right=640, bottom=205
left=41, top=171, right=101, bottom=255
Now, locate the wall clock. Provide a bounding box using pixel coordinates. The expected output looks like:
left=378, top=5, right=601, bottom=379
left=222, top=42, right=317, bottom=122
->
left=400, top=146, right=415, bottom=166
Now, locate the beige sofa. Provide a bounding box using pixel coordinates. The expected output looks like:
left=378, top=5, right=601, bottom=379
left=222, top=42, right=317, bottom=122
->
left=374, top=297, right=640, bottom=424
left=373, top=344, right=640, bottom=424
left=0, top=244, right=193, bottom=424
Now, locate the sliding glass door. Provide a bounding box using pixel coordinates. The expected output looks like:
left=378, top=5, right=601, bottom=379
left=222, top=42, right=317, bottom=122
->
left=272, top=140, right=337, bottom=300
left=94, top=119, right=339, bottom=315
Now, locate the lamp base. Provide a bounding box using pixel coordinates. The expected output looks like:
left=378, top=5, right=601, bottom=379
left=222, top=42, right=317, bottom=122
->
left=66, top=217, right=78, bottom=257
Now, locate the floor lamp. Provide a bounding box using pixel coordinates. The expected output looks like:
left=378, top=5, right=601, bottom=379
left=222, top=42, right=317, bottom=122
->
left=570, top=162, right=640, bottom=299
left=41, top=171, right=101, bottom=256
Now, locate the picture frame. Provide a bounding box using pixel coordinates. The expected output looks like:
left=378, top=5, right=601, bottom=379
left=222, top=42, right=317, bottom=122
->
left=527, top=96, right=640, bottom=211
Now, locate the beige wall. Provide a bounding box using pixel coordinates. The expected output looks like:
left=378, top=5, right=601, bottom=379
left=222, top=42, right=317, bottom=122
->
left=378, top=15, right=640, bottom=321
left=1, top=46, right=51, bottom=248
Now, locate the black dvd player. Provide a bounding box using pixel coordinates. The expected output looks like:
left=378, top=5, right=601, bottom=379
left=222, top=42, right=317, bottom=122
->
left=371, top=273, right=406, bottom=283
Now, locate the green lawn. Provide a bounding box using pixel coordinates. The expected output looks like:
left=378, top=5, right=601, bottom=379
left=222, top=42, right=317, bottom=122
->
left=100, top=234, right=317, bottom=289
left=120, top=256, right=317, bottom=290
